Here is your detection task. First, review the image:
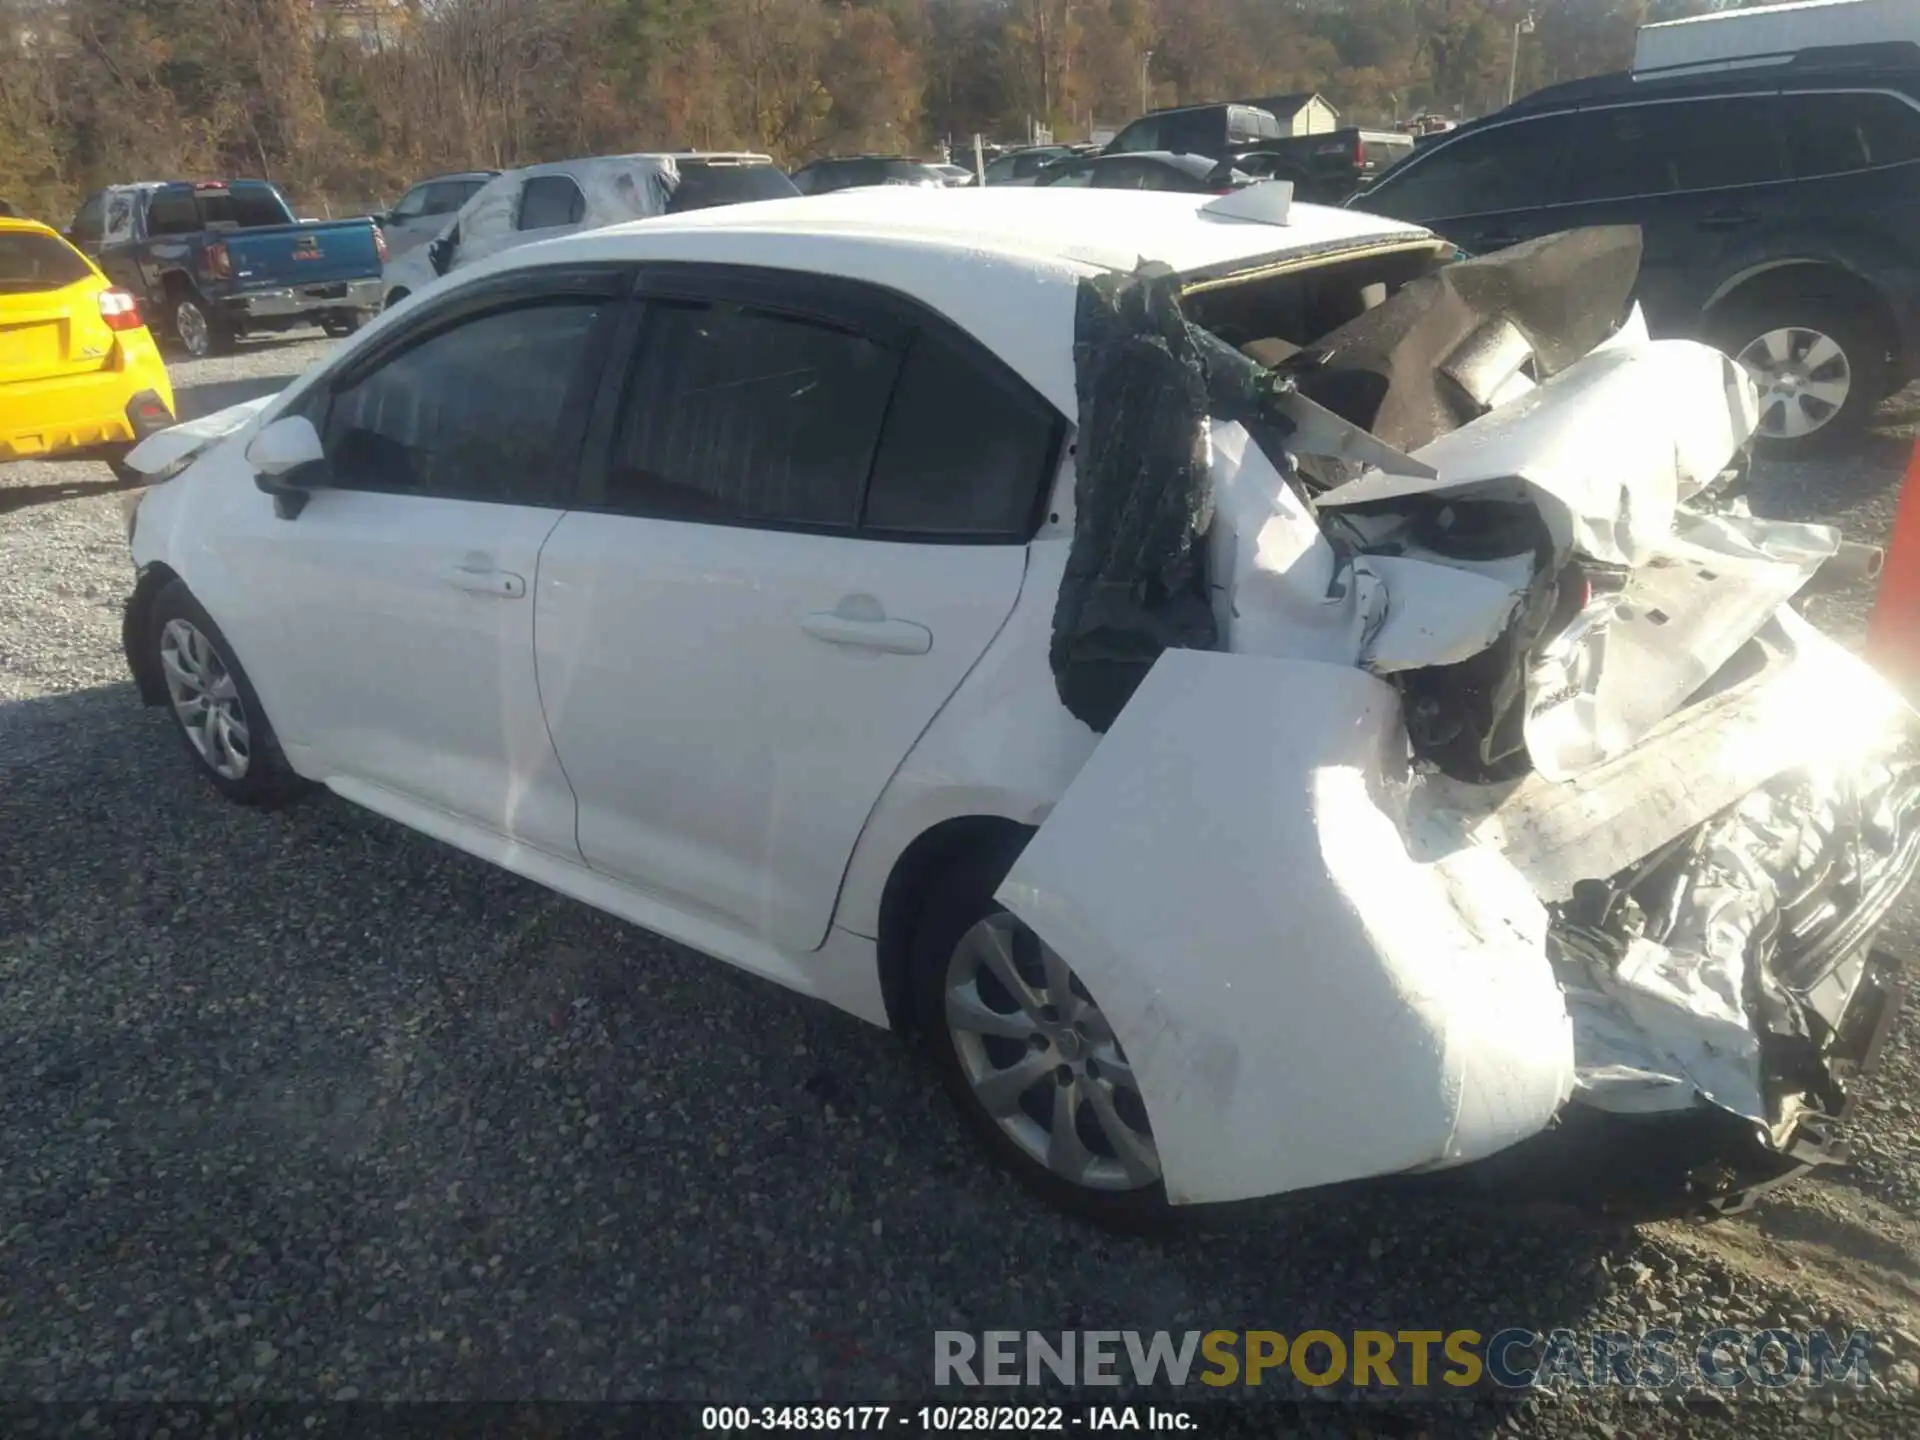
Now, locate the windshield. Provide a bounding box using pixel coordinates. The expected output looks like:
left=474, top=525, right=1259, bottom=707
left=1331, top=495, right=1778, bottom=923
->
left=0, top=230, right=93, bottom=292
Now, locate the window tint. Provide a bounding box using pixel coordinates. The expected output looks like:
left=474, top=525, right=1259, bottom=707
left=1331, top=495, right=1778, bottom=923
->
left=517, top=175, right=586, bottom=230
left=1361, top=114, right=1574, bottom=219
left=199, top=184, right=294, bottom=229
left=1108, top=118, right=1158, bottom=153
left=391, top=184, right=432, bottom=219
left=69, top=193, right=105, bottom=245
left=1037, top=162, right=1097, bottom=188
left=1784, top=92, right=1920, bottom=177
left=1564, top=98, right=1781, bottom=202
left=145, top=190, right=202, bottom=236
left=1156, top=110, right=1218, bottom=155
left=864, top=327, right=1057, bottom=539
left=1135, top=160, right=1205, bottom=192
left=322, top=300, right=603, bottom=504
left=0, top=231, right=94, bottom=293
left=666, top=163, right=800, bottom=213
left=606, top=299, right=897, bottom=528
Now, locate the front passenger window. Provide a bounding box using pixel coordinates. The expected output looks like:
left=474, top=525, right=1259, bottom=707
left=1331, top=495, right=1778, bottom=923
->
left=1360, top=114, right=1573, bottom=219
left=322, top=300, right=604, bottom=504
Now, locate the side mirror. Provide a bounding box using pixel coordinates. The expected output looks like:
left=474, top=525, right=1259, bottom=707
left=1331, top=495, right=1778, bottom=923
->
left=245, top=415, right=327, bottom=519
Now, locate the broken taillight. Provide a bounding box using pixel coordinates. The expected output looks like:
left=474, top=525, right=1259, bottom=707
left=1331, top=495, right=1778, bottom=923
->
left=373, top=223, right=388, bottom=263
left=205, top=240, right=232, bottom=280
left=98, top=288, right=144, bottom=332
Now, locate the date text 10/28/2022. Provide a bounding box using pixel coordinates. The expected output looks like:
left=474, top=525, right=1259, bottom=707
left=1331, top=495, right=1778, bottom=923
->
left=701, top=1407, right=1192, bottom=1431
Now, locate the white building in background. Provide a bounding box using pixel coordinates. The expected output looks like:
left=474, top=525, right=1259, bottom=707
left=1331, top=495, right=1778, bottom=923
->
left=1244, top=92, right=1340, bottom=137
left=1635, top=0, right=1918, bottom=76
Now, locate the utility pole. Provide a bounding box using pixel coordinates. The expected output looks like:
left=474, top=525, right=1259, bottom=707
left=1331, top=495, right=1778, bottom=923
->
left=1140, top=49, right=1154, bottom=116
left=1507, top=12, right=1536, bottom=107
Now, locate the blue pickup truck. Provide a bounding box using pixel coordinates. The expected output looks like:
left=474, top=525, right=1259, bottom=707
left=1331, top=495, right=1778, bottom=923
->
left=65, top=180, right=386, bottom=357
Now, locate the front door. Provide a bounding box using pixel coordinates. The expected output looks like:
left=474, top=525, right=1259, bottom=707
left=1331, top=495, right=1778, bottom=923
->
left=1551, top=93, right=1790, bottom=334
left=535, top=268, right=1064, bottom=955
left=219, top=276, right=623, bottom=856
left=1353, top=110, right=1579, bottom=256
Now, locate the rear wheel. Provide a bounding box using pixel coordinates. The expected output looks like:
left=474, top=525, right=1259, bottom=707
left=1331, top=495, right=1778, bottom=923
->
left=171, top=293, right=233, bottom=359
left=148, top=579, right=307, bottom=807
left=908, top=849, right=1173, bottom=1230
left=320, top=309, right=366, bottom=338
left=1710, top=296, right=1890, bottom=451
left=383, top=288, right=410, bottom=311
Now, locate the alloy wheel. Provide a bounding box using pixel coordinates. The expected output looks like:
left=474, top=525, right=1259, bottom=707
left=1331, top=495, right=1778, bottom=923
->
left=1736, top=326, right=1852, bottom=441
left=159, top=617, right=251, bottom=780
left=175, top=299, right=211, bottom=358
left=944, top=912, right=1160, bottom=1191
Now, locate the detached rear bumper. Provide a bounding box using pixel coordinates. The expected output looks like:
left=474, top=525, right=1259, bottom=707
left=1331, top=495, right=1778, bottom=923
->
left=227, top=277, right=380, bottom=321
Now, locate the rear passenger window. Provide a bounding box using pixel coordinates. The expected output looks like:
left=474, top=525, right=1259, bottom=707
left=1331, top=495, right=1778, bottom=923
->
left=146, top=190, right=201, bottom=236
left=607, top=300, right=898, bottom=528
left=1564, top=98, right=1781, bottom=201
left=1785, top=92, right=1920, bottom=176
left=863, top=328, right=1059, bottom=539
left=517, top=176, right=586, bottom=230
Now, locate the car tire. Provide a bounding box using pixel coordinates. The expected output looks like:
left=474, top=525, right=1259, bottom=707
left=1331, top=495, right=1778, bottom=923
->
left=1708, top=295, right=1891, bottom=452
left=383, top=288, right=409, bottom=311
left=907, top=845, right=1177, bottom=1232
left=171, top=293, right=234, bottom=359
left=148, top=579, right=308, bottom=808
left=321, top=309, right=365, bottom=338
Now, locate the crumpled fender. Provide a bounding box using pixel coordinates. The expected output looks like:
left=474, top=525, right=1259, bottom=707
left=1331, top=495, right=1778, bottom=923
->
left=121, top=395, right=277, bottom=481
left=995, top=648, right=1574, bottom=1206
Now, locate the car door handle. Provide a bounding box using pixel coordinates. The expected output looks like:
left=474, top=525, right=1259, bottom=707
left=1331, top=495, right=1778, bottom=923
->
left=1698, top=209, right=1759, bottom=231
left=801, top=611, right=932, bottom=655
left=441, top=562, right=526, bottom=599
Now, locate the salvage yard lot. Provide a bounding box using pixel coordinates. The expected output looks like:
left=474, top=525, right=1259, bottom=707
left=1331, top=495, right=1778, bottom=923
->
left=5, top=337, right=1920, bottom=1430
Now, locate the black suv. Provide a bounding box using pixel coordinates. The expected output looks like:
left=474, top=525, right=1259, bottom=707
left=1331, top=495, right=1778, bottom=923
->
left=1353, top=42, right=1920, bottom=449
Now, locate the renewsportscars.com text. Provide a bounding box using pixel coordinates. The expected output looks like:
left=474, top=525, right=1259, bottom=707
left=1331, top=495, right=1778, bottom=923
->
left=934, top=1328, right=1877, bottom=1390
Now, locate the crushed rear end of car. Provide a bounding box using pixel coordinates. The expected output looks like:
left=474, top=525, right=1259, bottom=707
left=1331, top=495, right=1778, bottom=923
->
left=1002, top=218, right=1920, bottom=1219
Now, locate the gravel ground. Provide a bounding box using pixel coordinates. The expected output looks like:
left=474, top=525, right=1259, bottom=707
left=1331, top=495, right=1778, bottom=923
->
left=6, top=335, right=1920, bottom=1434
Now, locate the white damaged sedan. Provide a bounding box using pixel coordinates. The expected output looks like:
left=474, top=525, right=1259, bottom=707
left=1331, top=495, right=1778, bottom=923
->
left=118, top=185, right=1918, bottom=1226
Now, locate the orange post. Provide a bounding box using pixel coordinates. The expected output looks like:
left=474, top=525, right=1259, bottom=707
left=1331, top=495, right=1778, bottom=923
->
left=1865, top=435, right=1920, bottom=693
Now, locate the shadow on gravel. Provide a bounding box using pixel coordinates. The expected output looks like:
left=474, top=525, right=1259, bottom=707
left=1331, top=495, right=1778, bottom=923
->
left=0, top=683, right=1638, bottom=1408
left=0, top=462, right=146, bottom=515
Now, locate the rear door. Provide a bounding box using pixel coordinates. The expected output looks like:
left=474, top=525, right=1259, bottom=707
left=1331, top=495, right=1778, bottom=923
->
left=1353, top=111, right=1578, bottom=255
left=0, top=227, right=112, bottom=386
left=535, top=265, right=1061, bottom=954
left=216, top=266, right=626, bottom=852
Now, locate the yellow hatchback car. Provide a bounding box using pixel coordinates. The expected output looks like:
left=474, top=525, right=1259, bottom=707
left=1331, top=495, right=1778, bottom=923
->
left=0, top=217, right=175, bottom=474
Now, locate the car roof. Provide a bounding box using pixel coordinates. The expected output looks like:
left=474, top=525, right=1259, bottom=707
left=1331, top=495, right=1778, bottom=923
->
left=417, top=170, right=499, bottom=185
left=1061, top=151, right=1220, bottom=175
left=507, top=152, right=772, bottom=180
left=469, top=187, right=1431, bottom=416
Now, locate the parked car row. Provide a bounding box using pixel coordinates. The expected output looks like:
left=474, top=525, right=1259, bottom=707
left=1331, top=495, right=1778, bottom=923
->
left=1348, top=36, right=1920, bottom=450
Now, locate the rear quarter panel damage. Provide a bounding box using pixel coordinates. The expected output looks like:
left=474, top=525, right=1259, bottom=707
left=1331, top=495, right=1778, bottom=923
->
left=995, top=648, right=1574, bottom=1206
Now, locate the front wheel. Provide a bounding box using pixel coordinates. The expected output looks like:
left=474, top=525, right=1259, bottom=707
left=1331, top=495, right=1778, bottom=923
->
left=1710, top=297, right=1890, bottom=451
left=908, top=849, right=1173, bottom=1230
left=148, top=579, right=308, bottom=807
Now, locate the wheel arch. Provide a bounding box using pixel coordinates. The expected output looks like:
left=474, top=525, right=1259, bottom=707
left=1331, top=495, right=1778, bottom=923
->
left=874, top=813, right=1034, bottom=1036
left=1702, top=259, right=1901, bottom=375
left=124, top=561, right=182, bottom=706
